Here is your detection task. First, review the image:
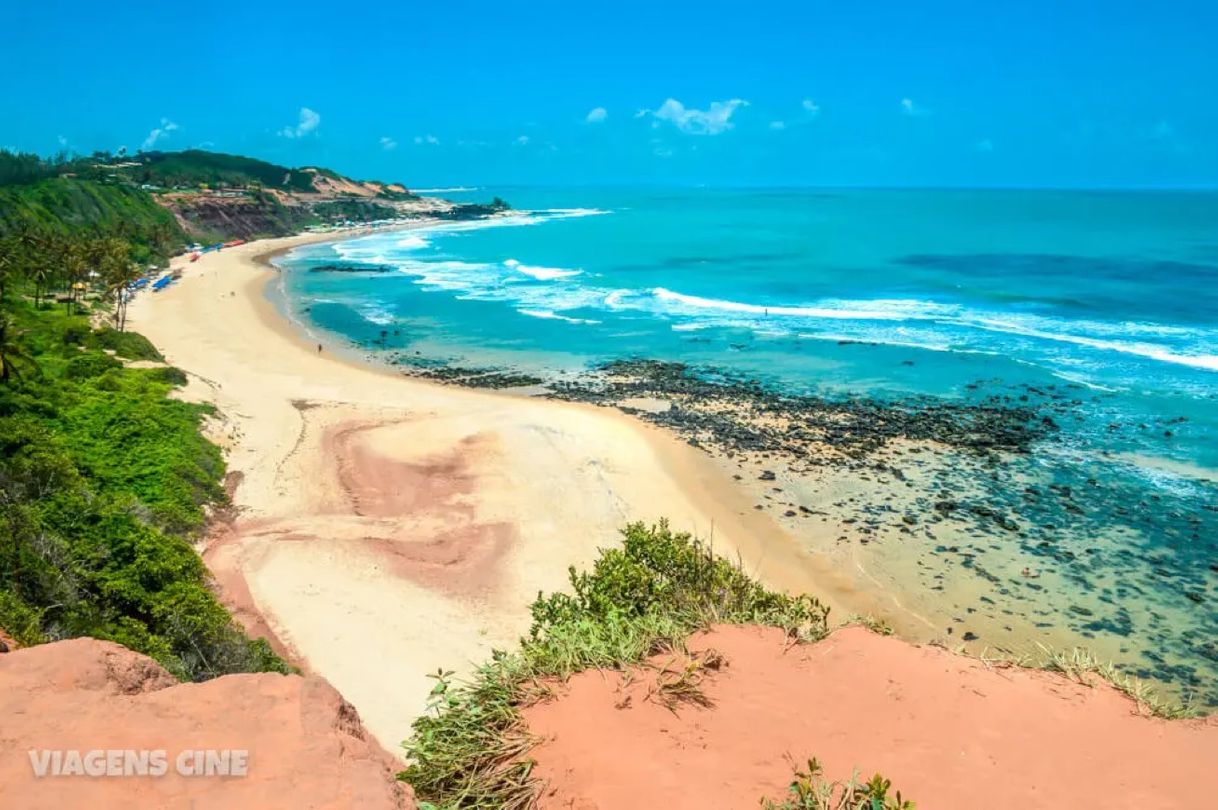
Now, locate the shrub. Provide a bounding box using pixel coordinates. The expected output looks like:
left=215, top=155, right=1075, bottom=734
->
left=149, top=365, right=189, bottom=387
left=402, top=522, right=831, bottom=809
left=63, top=351, right=122, bottom=380
left=761, top=758, right=915, bottom=810
left=0, top=298, right=287, bottom=680
left=88, top=327, right=163, bottom=361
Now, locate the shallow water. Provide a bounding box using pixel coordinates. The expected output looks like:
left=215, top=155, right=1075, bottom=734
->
left=274, top=187, right=1218, bottom=704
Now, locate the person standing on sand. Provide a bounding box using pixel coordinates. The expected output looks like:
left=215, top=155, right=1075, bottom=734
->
left=318, top=344, right=323, bottom=353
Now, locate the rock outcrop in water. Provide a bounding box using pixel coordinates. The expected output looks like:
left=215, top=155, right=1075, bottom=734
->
left=389, top=353, right=1218, bottom=705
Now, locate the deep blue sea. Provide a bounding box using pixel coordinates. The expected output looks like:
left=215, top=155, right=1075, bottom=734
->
left=274, top=187, right=1218, bottom=699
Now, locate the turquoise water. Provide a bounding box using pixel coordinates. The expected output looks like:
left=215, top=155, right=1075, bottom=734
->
left=282, top=188, right=1218, bottom=465
left=276, top=188, right=1218, bottom=699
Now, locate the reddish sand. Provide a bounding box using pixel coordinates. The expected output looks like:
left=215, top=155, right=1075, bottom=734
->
left=0, top=638, right=411, bottom=809
left=524, top=625, right=1218, bottom=809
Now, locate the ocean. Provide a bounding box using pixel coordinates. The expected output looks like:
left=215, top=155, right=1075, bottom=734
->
left=272, top=187, right=1218, bottom=703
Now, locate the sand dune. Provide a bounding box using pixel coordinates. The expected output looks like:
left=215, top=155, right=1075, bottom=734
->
left=525, top=625, right=1218, bottom=809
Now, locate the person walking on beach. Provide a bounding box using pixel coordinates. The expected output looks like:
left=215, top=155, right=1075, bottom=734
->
left=318, top=343, right=323, bottom=353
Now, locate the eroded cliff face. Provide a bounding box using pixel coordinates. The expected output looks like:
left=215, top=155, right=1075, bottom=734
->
left=0, top=638, right=412, bottom=810
left=164, top=194, right=316, bottom=241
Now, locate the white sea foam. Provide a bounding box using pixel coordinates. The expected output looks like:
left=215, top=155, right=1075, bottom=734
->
left=603, top=290, right=632, bottom=309
left=399, top=260, right=495, bottom=292
left=358, top=303, right=396, bottom=325
left=650, top=288, right=954, bottom=321
left=395, top=234, right=430, bottom=249
left=517, top=308, right=601, bottom=325
left=648, top=287, right=1218, bottom=373
left=504, top=258, right=581, bottom=280
left=962, top=317, right=1218, bottom=372
left=311, top=215, right=1217, bottom=377
left=539, top=207, right=612, bottom=219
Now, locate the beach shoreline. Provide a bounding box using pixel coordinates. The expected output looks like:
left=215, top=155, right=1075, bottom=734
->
left=125, top=227, right=903, bottom=756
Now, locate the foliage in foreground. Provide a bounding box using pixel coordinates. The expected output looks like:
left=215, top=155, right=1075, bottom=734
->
left=1011, top=643, right=1195, bottom=720
left=402, top=521, right=833, bottom=809
left=761, top=758, right=915, bottom=810
left=0, top=297, right=288, bottom=680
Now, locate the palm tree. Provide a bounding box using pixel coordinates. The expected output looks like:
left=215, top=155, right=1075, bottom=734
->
left=0, top=310, right=32, bottom=384
left=98, top=238, right=137, bottom=331
left=26, top=234, right=55, bottom=309
left=58, top=237, right=89, bottom=314
left=0, top=233, right=23, bottom=304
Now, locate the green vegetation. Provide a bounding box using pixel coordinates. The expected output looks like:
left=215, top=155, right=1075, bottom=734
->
left=0, top=150, right=70, bottom=186
left=402, top=521, right=831, bottom=809
left=313, top=199, right=400, bottom=224
left=128, top=150, right=318, bottom=192
left=761, top=759, right=914, bottom=810
left=989, top=643, right=1196, bottom=719
left=0, top=178, right=184, bottom=262
left=0, top=230, right=288, bottom=680
left=435, top=197, right=512, bottom=221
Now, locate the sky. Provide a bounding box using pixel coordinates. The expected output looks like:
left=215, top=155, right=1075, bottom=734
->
left=3, top=0, right=1217, bottom=189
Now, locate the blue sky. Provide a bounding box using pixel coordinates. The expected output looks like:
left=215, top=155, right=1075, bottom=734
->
left=3, top=0, right=1216, bottom=188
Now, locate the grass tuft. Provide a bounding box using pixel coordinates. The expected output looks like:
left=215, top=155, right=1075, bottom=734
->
left=1032, top=643, right=1197, bottom=719
left=845, top=615, right=894, bottom=636
left=646, top=647, right=725, bottom=712
left=401, top=520, right=831, bottom=809
left=761, top=757, right=915, bottom=810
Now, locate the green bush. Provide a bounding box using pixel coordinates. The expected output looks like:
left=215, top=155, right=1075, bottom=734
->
left=761, top=759, right=915, bottom=810
left=0, top=298, right=288, bottom=680
left=63, top=351, right=122, bottom=380
left=88, top=326, right=163, bottom=361
left=149, top=365, right=189, bottom=387
left=402, top=521, right=831, bottom=809
left=0, top=590, right=45, bottom=646
left=60, top=323, right=89, bottom=346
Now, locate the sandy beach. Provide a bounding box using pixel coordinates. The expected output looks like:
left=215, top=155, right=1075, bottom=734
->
left=124, top=229, right=883, bottom=755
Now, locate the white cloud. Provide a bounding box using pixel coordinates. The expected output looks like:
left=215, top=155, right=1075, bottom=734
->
left=900, top=98, right=930, bottom=117
left=976, top=138, right=994, bottom=153
left=413, top=134, right=440, bottom=146
left=769, top=120, right=787, bottom=130
left=379, top=136, right=398, bottom=151
left=280, top=107, right=321, bottom=139
left=801, top=99, right=820, bottom=115
left=141, top=118, right=179, bottom=151
left=585, top=106, right=608, bottom=124
left=514, top=135, right=531, bottom=146
left=641, top=98, right=749, bottom=135
left=57, top=134, right=69, bottom=148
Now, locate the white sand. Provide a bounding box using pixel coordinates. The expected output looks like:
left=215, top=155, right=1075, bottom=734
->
left=124, top=231, right=848, bottom=757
